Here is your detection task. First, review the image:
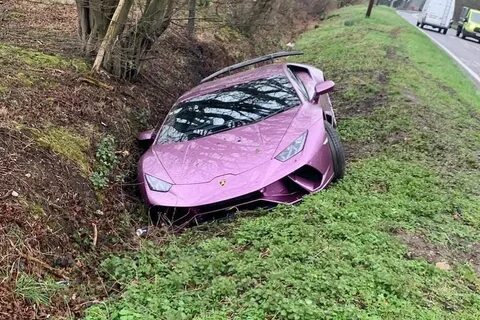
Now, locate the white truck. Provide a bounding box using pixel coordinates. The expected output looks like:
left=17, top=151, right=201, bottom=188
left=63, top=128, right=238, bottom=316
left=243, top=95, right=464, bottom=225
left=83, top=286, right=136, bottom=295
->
left=416, top=0, right=455, bottom=34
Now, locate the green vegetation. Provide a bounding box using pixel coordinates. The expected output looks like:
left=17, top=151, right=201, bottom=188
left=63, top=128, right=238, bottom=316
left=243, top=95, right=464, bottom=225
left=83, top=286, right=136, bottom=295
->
left=0, top=44, right=88, bottom=92
left=0, top=44, right=88, bottom=70
left=23, top=200, right=46, bottom=220
left=32, top=126, right=91, bottom=175
left=15, top=274, right=62, bottom=306
left=86, top=6, right=480, bottom=319
left=90, top=135, right=118, bottom=190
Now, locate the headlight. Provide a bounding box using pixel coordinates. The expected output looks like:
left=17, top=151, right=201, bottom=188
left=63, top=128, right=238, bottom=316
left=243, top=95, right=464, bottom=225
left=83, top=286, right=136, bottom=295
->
left=145, top=174, right=172, bottom=192
left=275, top=132, right=308, bottom=162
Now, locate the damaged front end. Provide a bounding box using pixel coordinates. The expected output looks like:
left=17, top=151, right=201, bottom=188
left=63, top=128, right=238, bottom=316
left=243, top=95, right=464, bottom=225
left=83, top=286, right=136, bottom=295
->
left=150, top=165, right=326, bottom=227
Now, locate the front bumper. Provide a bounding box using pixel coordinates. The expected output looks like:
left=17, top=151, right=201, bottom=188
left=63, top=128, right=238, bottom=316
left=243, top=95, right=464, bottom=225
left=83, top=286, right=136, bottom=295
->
left=150, top=163, right=333, bottom=225
left=462, top=29, right=480, bottom=40
left=139, top=129, right=336, bottom=223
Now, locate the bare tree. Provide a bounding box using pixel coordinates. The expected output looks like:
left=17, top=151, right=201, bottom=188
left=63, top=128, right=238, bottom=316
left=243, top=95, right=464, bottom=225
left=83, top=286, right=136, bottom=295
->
left=226, top=0, right=279, bottom=35
left=187, top=0, right=196, bottom=38
left=76, top=0, right=175, bottom=80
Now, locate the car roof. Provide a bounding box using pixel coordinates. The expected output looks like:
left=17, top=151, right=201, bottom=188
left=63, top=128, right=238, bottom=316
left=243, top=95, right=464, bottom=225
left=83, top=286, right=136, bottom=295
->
left=178, top=63, right=288, bottom=102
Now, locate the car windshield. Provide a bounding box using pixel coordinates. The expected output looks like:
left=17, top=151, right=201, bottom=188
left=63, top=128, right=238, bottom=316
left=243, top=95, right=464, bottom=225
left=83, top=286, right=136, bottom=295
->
left=156, top=75, right=301, bottom=144
left=471, top=12, right=480, bottom=23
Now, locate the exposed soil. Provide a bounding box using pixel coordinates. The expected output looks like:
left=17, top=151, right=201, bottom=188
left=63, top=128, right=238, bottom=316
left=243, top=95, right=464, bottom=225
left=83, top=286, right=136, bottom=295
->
left=333, top=69, right=390, bottom=120
left=397, top=230, right=480, bottom=275
left=340, top=94, right=389, bottom=118
left=390, top=26, right=402, bottom=38
left=342, top=140, right=381, bottom=163
left=333, top=68, right=390, bottom=161
left=0, top=0, right=78, bottom=56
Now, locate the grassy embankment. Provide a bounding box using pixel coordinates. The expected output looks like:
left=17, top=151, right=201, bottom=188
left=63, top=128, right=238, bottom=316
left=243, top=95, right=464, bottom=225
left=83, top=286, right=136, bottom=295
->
left=85, top=6, right=480, bottom=319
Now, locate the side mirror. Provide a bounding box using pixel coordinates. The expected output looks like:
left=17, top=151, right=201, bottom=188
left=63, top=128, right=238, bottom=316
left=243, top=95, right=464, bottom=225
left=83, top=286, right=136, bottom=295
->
left=313, top=80, right=335, bottom=103
left=137, top=129, right=155, bottom=149
left=138, top=129, right=155, bottom=141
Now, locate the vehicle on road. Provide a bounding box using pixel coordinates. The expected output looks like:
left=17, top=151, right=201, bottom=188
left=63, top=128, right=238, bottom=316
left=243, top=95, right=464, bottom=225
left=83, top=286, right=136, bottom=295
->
left=137, top=51, right=345, bottom=226
left=456, top=7, right=480, bottom=42
left=416, top=0, right=455, bottom=34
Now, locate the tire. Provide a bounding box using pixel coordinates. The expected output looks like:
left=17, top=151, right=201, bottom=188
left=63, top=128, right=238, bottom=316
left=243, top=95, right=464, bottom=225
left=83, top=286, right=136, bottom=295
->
left=416, top=22, right=420, bottom=27
left=442, top=28, right=447, bottom=35
left=462, top=30, right=466, bottom=39
left=325, top=122, right=345, bottom=182
left=420, top=23, right=425, bottom=29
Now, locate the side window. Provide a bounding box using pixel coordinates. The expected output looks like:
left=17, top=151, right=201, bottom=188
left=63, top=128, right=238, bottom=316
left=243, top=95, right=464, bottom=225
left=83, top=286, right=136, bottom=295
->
left=287, top=68, right=309, bottom=99
left=287, top=66, right=317, bottom=100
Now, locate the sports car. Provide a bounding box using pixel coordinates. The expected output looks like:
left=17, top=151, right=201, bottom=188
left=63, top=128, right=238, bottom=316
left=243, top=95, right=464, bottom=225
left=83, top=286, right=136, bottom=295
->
left=137, top=51, right=345, bottom=225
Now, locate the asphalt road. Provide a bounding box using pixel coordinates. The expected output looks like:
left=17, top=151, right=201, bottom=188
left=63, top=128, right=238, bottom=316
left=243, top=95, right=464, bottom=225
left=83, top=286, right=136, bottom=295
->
left=397, top=10, right=480, bottom=87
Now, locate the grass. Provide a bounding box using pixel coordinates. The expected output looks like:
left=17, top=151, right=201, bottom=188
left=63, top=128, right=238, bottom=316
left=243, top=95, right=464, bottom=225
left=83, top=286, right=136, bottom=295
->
left=85, top=6, right=480, bottom=319
left=0, top=44, right=88, bottom=70
left=0, top=44, right=88, bottom=93
left=32, top=126, right=91, bottom=175
left=23, top=200, right=46, bottom=220
left=15, top=274, right=62, bottom=306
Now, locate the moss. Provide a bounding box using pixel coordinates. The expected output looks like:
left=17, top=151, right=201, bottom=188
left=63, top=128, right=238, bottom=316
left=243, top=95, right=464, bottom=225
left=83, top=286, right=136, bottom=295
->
left=0, top=44, right=89, bottom=92
left=0, top=44, right=89, bottom=71
left=16, top=72, right=34, bottom=86
left=0, top=85, right=8, bottom=96
left=32, top=127, right=91, bottom=175
left=217, top=26, right=244, bottom=41
left=21, top=200, right=46, bottom=220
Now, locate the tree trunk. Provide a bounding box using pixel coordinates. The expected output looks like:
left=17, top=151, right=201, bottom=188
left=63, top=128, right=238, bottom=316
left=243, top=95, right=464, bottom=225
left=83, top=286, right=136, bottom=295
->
left=76, top=0, right=90, bottom=45
left=101, top=0, right=175, bottom=79
left=75, top=0, right=175, bottom=80
left=366, top=0, right=375, bottom=17
left=187, top=0, right=196, bottom=38
left=93, top=0, right=134, bottom=72
left=75, top=0, right=118, bottom=54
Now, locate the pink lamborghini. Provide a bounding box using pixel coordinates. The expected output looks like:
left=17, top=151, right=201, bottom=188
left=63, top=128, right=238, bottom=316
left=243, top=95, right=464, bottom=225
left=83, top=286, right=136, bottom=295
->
left=137, top=52, right=345, bottom=225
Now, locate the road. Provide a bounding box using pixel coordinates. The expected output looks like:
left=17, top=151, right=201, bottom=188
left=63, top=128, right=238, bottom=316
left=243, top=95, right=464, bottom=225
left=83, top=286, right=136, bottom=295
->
left=397, top=10, right=480, bottom=87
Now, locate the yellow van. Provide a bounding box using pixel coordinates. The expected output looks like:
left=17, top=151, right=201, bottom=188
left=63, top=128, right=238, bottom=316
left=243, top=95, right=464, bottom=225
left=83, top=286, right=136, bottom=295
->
left=456, top=7, right=480, bottom=42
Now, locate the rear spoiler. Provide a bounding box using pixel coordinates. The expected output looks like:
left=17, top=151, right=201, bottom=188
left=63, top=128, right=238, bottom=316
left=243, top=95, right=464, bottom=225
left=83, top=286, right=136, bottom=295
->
left=200, top=51, right=304, bottom=83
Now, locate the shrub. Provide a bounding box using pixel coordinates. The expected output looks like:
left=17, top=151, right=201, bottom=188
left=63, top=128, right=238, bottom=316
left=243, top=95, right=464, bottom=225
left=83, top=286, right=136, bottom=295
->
left=90, top=135, right=118, bottom=190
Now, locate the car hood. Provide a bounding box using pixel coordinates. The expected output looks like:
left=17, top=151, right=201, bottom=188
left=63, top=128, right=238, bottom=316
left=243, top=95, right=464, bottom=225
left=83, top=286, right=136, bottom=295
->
left=153, top=107, right=299, bottom=184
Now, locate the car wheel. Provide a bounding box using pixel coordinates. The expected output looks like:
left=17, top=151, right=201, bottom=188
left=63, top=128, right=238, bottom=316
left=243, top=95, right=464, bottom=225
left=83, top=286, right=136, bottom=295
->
left=456, top=28, right=461, bottom=37
left=442, top=28, right=447, bottom=35
left=416, top=22, right=420, bottom=27
left=462, top=30, right=466, bottom=39
left=325, top=122, right=345, bottom=181
left=420, top=23, right=424, bottom=29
